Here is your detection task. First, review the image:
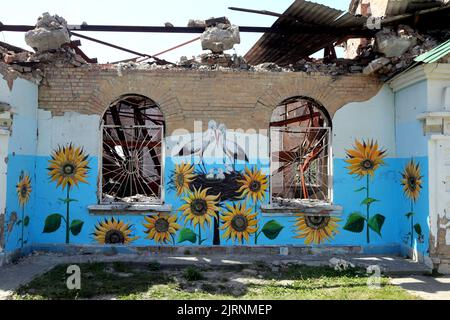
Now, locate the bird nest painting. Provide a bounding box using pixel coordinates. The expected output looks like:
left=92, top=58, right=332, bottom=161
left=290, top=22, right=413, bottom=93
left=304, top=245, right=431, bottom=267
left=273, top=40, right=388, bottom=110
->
left=191, top=170, right=243, bottom=202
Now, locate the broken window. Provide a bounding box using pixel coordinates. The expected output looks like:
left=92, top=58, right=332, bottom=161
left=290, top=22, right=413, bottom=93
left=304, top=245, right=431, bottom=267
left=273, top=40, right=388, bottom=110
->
left=270, top=97, right=332, bottom=204
left=101, top=94, right=164, bottom=204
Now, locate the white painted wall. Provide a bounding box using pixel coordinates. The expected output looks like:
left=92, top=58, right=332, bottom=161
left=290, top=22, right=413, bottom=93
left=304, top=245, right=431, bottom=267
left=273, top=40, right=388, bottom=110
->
left=37, top=110, right=101, bottom=157
left=332, top=84, right=396, bottom=158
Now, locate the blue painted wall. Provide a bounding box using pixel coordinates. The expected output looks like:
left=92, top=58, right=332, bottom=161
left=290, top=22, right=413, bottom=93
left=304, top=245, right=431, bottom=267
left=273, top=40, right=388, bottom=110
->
left=1, top=80, right=431, bottom=258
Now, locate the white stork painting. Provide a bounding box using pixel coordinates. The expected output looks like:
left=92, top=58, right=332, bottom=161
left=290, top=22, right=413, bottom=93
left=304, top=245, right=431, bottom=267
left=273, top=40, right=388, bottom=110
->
left=172, top=120, right=250, bottom=170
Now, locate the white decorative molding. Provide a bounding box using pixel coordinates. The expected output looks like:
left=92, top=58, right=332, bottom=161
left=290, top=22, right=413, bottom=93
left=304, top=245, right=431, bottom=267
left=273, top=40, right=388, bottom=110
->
left=88, top=203, right=172, bottom=215
left=261, top=202, right=343, bottom=216
left=417, top=111, right=450, bottom=135
left=389, top=63, right=450, bottom=92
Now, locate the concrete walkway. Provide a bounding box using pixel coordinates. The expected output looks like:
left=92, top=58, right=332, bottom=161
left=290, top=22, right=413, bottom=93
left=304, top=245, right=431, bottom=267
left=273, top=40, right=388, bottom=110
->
left=0, top=252, right=432, bottom=300
left=391, top=276, right=450, bottom=300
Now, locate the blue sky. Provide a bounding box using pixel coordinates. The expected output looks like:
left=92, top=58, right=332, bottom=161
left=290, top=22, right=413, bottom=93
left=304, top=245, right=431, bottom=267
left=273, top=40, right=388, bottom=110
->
left=0, top=0, right=349, bottom=63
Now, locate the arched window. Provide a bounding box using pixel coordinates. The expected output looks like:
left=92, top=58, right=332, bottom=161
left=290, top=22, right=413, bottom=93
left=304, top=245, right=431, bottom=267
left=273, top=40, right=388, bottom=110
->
left=101, top=94, right=164, bottom=204
left=270, top=97, right=332, bottom=204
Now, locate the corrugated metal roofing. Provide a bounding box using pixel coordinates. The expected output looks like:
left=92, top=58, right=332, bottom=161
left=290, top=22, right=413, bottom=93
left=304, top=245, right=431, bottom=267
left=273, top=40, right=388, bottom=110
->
left=386, top=0, right=445, bottom=16
left=414, top=38, right=450, bottom=63
left=244, top=0, right=367, bottom=66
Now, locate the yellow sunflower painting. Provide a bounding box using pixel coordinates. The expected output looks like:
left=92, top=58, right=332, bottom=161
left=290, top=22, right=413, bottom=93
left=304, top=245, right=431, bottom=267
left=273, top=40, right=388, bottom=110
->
left=401, top=160, right=423, bottom=202
left=221, top=202, right=258, bottom=244
left=237, top=166, right=268, bottom=204
left=48, top=143, right=90, bottom=190
left=179, top=187, right=220, bottom=230
left=143, top=213, right=181, bottom=244
left=345, top=139, right=386, bottom=178
left=16, top=172, right=32, bottom=208
left=93, top=217, right=138, bottom=244
left=294, top=214, right=341, bottom=245
left=173, top=163, right=196, bottom=196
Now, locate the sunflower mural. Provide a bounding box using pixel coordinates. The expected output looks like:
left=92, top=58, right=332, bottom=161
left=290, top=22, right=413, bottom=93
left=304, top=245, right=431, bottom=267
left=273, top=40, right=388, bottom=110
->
left=171, top=163, right=196, bottom=196
left=401, top=159, right=424, bottom=246
left=93, top=217, right=138, bottom=244
left=178, top=187, right=220, bottom=245
left=143, top=213, right=181, bottom=244
left=294, top=214, right=341, bottom=245
left=169, top=125, right=282, bottom=246
left=221, top=202, right=258, bottom=244
left=343, top=139, right=387, bottom=243
left=15, top=171, right=32, bottom=247
left=237, top=166, right=269, bottom=205
left=43, top=144, right=90, bottom=244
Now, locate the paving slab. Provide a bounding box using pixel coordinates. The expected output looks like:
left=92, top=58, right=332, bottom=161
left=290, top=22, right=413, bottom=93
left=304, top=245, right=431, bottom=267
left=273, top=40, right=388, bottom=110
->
left=391, top=276, right=450, bottom=300
left=0, top=252, right=431, bottom=300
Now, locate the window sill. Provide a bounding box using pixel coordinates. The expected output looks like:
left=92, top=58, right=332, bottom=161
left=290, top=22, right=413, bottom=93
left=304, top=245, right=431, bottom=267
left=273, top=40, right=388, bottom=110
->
left=88, top=203, right=172, bottom=215
left=261, top=201, right=343, bottom=217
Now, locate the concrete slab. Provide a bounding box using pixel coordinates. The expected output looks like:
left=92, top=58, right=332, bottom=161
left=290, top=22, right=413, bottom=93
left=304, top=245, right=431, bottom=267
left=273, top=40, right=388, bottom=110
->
left=0, top=252, right=431, bottom=300
left=391, top=276, right=450, bottom=300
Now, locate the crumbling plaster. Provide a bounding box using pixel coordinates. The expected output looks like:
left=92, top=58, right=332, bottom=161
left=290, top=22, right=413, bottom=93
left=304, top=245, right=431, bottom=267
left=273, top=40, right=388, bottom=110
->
left=38, top=66, right=383, bottom=134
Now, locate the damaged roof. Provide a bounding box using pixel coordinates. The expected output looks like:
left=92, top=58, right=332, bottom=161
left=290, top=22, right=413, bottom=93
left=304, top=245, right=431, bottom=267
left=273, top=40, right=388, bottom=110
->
left=245, top=0, right=450, bottom=66
left=415, top=38, right=450, bottom=62
left=244, top=0, right=368, bottom=66
left=385, top=0, right=447, bottom=15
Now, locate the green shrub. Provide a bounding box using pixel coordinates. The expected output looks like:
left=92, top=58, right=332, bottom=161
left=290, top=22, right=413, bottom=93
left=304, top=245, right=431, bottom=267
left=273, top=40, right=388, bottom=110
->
left=184, top=267, right=204, bottom=281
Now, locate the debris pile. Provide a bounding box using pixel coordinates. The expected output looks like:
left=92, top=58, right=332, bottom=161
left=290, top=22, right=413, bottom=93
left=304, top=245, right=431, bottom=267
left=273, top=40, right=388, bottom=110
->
left=0, top=13, right=91, bottom=83
left=360, top=25, right=443, bottom=78
left=200, top=17, right=241, bottom=54
left=25, top=12, right=70, bottom=52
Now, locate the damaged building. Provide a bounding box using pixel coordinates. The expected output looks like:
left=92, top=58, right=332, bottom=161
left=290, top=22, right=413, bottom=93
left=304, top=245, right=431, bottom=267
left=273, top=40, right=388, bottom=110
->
left=1, top=0, right=450, bottom=273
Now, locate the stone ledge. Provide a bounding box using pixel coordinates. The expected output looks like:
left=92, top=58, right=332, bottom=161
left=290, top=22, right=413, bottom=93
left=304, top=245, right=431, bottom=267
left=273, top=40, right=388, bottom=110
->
left=88, top=204, right=172, bottom=215
left=261, top=201, right=343, bottom=216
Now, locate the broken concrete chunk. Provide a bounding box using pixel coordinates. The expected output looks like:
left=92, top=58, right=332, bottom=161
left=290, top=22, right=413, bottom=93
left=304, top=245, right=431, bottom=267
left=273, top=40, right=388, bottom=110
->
left=188, top=19, right=206, bottom=28
left=205, top=17, right=230, bottom=27
left=25, top=12, right=70, bottom=52
left=254, top=62, right=283, bottom=72
left=375, top=27, right=417, bottom=58
left=363, top=57, right=391, bottom=75
left=201, top=24, right=240, bottom=53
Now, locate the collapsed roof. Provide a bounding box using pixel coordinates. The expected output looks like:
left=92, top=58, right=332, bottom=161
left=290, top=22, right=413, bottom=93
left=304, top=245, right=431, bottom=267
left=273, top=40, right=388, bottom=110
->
left=244, top=0, right=450, bottom=66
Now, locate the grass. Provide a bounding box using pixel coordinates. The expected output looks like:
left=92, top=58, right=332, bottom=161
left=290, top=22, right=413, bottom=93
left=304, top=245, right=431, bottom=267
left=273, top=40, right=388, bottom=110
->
left=13, top=262, right=419, bottom=300
left=183, top=267, right=204, bottom=281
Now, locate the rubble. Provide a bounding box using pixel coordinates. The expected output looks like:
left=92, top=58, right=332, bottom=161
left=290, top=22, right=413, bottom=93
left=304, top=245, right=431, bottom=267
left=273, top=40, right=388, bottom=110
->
left=375, top=26, right=417, bottom=58
left=0, top=11, right=448, bottom=85
left=25, top=12, right=70, bottom=52
left=0, top=13, right=90, bottom=85
left=363, top=57, right=391, bottom=75
left=356, top=24, right=447, bottom=78
left=188, top=19, right=206, bottom=28
left=200, top=17, right=240, bottom=53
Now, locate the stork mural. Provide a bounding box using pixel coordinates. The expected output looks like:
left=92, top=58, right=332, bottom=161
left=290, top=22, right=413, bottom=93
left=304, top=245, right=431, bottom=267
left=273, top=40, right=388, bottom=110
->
left=167, top=120, right=281, bottom=246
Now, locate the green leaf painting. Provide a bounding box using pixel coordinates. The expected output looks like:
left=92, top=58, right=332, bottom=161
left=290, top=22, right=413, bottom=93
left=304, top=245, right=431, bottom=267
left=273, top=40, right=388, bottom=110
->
left=361, top=198, right=379, bottom=206
left=70, top=220, right=84, bottom=236
left=23, top=216, right=30, bottom=227
left=414, top=223, right=423, bottom=237
left=43, top=214, right=64, bottom=233
left=177, top=228, right=197, bottom=244
left=261, top=220, right=284, bottom=240
left=343, top=212, right=366, bottom=233
left=367, top=214, right=385, bottom=236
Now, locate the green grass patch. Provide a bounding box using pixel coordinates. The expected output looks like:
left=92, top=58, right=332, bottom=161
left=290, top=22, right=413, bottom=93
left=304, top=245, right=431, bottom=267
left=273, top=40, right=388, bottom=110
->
left=13, top=262, right=419, bottom=300
left=183, top=266, right=204, bottom=281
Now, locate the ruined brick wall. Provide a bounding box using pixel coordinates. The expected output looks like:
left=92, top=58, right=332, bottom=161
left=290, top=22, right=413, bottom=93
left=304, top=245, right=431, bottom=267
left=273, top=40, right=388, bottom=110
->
left=38, top=66, right=382, bottom=133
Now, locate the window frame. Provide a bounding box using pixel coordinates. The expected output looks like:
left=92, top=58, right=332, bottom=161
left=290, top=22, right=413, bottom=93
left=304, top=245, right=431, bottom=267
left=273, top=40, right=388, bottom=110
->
left=98, top=97, right=166, bottom=206
left=268, top=97, right=333, bottom=206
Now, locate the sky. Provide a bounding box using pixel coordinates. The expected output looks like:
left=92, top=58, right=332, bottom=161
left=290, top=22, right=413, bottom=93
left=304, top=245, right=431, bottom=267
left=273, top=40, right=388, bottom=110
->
left=0, top=0, right=349, bottom=63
